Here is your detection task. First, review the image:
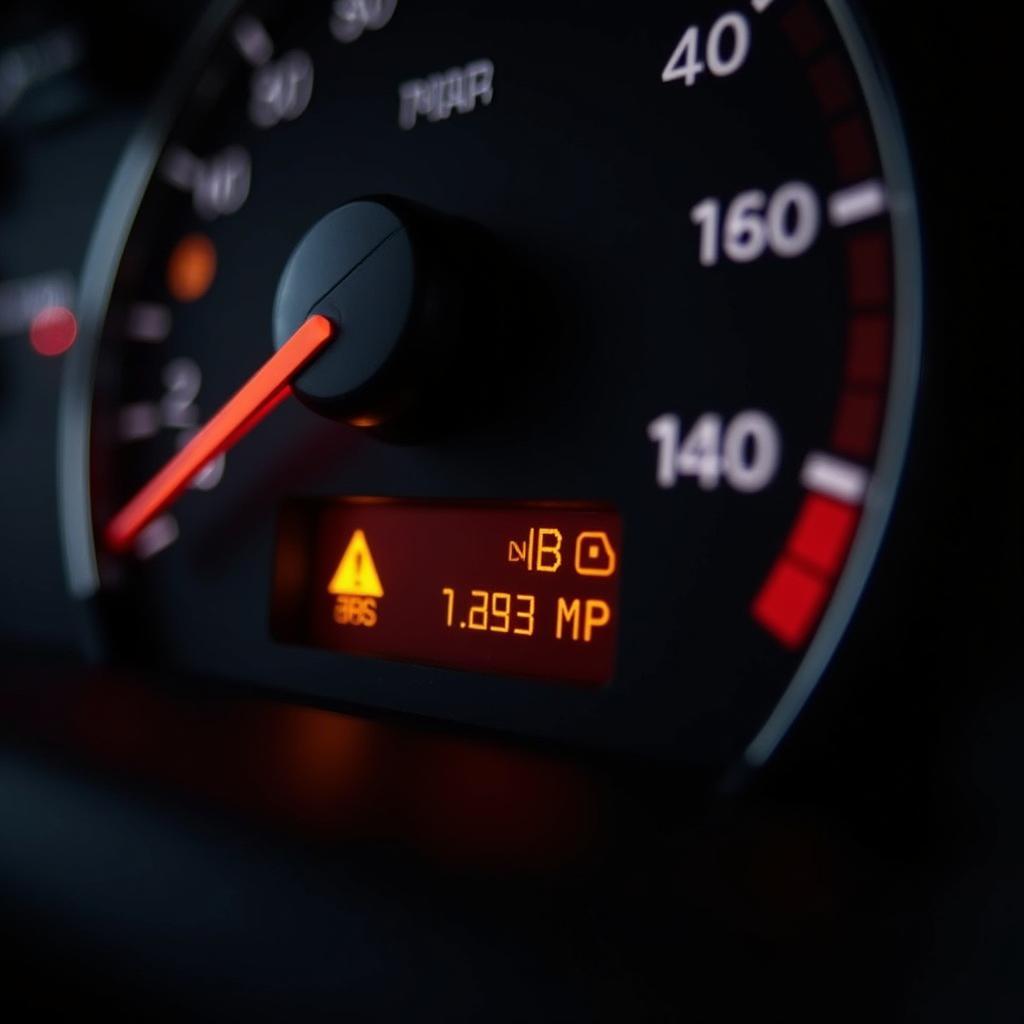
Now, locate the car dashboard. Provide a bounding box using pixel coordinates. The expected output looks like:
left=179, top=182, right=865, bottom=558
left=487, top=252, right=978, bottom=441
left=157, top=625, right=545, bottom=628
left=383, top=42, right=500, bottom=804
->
left=0, top=2, right=1018, bottom=1019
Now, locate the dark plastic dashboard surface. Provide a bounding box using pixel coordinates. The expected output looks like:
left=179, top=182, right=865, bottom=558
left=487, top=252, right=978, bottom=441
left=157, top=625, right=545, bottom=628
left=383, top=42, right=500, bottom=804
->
left=0, top=2, right=1019, bottom=1019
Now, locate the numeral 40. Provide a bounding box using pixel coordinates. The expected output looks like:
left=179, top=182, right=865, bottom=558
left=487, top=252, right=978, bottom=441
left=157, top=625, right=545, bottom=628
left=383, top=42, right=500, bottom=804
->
left=662, top=13, right=751, bottom=87
left=648, top=412, right=781, bottom=492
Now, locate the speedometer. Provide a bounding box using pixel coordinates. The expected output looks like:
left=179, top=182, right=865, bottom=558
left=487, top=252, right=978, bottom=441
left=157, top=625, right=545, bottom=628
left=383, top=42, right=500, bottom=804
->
left=59, top=0, right=920, bottom=769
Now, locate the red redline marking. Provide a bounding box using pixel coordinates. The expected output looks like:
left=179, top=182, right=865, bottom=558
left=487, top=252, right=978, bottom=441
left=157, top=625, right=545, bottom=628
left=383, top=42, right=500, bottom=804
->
left=807, top=53, right=858, bottom=118
left=830, top=116, right=878, bottom=183
left=832, top=390, right=883, bottom=460
left=780, top=1, right=828, bottom=58
left=786, top=495, right=861, bottom=578
left=755, top=2, right=894, bottom=652
left=844, top=313, right=891, bottom=385
left=752, top=558, right=830, bottom=651
left=753, top=492, right=863, bottom=649
left=847, top=231, right=892, bottom=308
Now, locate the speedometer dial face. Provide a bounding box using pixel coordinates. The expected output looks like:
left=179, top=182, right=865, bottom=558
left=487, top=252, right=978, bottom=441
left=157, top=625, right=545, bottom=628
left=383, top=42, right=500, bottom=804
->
left=60, top=0, right=920, bottom=768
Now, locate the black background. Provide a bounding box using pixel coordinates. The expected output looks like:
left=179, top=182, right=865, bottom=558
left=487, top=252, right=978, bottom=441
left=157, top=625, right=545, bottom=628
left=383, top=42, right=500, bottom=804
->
left=0, top=2, right=1019, bottom=1019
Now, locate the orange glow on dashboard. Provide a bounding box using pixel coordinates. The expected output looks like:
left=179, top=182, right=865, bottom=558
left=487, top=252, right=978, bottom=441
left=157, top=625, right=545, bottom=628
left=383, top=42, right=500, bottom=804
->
left=272, top=500, right=622, bottom=685
left=167, top=232, right=218, bottom=302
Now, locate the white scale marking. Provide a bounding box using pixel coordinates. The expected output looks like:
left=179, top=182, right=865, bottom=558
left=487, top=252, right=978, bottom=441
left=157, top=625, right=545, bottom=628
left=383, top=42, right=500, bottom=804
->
left=135, top=515, right=179, bottom=560
left=118, top=403, right=161, bottom=442
left=126, top=302, right=171, bottom=343
left=801, top=452, right=869, bottom=504
left=160, top=146, right=199, bottom=191
left=750, top=0, right=775, bottom=12
left=828, top=180, right=888, bottom=227
left=232, top=15, right=274, bottom=67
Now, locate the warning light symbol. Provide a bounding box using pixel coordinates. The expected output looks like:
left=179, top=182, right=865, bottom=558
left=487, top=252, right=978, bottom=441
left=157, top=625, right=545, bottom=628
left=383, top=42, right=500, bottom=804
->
left=328, top=529, right=384, bottom=597
left=574, top=532, right=617, bottom=578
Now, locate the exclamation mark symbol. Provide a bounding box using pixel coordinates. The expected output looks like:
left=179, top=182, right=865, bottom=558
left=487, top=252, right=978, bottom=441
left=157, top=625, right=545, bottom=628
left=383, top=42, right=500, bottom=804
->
left=327, top=529, right=383, bottom=598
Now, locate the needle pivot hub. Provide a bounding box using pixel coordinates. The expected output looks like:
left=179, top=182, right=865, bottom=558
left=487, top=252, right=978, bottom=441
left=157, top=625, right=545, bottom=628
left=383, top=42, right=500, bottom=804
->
left=274, top=196, right=475, bottom=428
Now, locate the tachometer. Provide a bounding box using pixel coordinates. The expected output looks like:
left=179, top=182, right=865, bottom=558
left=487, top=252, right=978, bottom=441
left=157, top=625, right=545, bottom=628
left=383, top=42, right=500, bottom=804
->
left=60, top=0, right=921, bottom=768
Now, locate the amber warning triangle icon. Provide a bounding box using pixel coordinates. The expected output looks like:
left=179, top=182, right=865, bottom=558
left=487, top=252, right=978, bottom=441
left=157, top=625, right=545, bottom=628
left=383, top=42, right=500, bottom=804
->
left=327, top=529, right=384, bottom=598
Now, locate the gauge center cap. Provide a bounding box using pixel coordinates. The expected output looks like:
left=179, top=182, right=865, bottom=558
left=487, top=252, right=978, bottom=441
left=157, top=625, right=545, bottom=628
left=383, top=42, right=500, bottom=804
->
left=273, top=198, right=419, bottom=422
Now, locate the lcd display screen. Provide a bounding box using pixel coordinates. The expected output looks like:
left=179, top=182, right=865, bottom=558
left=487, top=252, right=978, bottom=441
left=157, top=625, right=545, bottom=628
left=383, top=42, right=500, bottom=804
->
left=271, top=499, right=622, bottom=685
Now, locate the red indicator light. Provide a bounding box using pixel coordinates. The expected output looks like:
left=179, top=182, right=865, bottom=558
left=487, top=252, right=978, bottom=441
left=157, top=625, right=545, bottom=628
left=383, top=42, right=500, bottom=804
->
left=29, top=305, right=77, bottom=357
left=752, top=558, right=830, bottom=651
left=786, top=495, right=860, bottom=577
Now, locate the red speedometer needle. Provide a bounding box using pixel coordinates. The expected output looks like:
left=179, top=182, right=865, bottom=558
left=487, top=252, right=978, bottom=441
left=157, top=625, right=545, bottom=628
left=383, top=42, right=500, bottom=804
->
left=105, top=314, right=335, bottom=554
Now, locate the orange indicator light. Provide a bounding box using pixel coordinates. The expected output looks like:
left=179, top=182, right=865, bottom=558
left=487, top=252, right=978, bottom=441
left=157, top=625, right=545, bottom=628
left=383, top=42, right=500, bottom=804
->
left=574, top=532, right=617, bottom=577
left=167, top=232, right=218, bottom=303
left=327, top=528, right=385, bottom=631
left=328, top=530, right=384, bottom=598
